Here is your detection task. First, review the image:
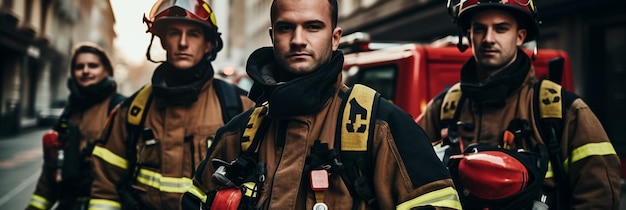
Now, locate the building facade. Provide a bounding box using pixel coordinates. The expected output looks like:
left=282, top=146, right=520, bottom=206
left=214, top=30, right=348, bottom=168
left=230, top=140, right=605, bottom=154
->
left=0, top=0, right=116, bottom=136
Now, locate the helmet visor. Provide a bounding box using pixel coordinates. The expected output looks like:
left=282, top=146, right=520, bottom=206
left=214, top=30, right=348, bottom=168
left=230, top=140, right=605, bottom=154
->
left=460, top=0, right=536, bottom=14
left=148, top=0, right=217, bottom=27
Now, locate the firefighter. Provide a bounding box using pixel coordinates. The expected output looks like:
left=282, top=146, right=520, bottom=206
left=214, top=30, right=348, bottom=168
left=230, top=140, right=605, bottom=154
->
left=180, top=0, right=461, bottom=209
left=26, top=43, right=126, bottom=210
left=87, top=0, right=255, bottom=209
left=419, top=0, right=621, bottom=209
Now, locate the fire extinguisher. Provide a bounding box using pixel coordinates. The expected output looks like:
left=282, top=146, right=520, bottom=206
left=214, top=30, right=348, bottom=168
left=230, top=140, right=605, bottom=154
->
left=42, top=130, right=64, bottom=182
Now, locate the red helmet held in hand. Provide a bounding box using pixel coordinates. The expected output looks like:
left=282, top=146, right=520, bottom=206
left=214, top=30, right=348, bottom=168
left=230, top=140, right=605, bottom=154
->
left=456, top=150, right=530, bottom=200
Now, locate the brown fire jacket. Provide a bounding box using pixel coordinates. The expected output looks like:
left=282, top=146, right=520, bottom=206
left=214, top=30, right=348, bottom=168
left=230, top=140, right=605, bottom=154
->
left=182, top=47, right=461, bottom=210
left=27, top=94, right=123, bottom=210
left=419, top=55, right=621, bottom=209
left=89, top=79, right=254, bottom=210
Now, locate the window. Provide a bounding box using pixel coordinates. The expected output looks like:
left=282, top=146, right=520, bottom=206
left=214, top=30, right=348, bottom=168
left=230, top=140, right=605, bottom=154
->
left=345, top=65, right=397, bottom=101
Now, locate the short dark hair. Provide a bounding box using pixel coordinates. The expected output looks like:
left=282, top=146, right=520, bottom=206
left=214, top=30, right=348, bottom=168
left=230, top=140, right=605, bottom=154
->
left=270, top=0, right=338, bottom=28
left=70, top=43, right=114, bottom=77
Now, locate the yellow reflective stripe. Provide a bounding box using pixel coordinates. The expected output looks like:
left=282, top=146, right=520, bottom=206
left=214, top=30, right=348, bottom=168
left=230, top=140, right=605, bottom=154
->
left=88, top=199, right=121, bottom=210
left=545, top=161, right=554, bottom=178
left=28, top=194, right=48, bottom=210
left=92, top=146, right=128, bottom=170
left=397, top=187, right=461, bottom=210
left=545, top=142, right=616, bottom=176
left=188, top=185, right=208, bottom=203
left=136, top=168, right=193, bottom=193
left=564, top=142, right=617, bottom=171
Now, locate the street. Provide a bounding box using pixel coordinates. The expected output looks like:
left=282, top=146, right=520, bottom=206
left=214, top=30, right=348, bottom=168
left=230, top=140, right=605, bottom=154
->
left=0, top=127, right=47, bottom=210
left=1, top=128, right=625, bottom=209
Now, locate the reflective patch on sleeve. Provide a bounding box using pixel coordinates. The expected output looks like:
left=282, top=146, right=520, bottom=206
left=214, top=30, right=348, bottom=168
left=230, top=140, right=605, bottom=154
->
left=564, top=142, right=617, bottom=171
left=396, top=186, right=462, bottom=210
left=188, top=185, right=208, bottom=203
left=92, top=146, right=128, bottom=170
left=135, top=168, right=193, bottom=193
left=28, top=194, right=48, bottom=210
left=88, top=199, right=121, bottom=210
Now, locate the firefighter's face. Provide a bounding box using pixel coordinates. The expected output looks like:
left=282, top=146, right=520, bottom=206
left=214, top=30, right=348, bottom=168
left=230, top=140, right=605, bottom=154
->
left=72, top=52, right=109, bottom=87
left=269, top=0, right=342, bottom=75
left=162, top=20, right=212, bottom=70
left=469, top=9, right=526, bottom=72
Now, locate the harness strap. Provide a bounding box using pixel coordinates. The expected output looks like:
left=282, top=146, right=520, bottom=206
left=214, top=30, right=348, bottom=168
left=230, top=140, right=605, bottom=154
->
left=535, top=80, right=569, bottom=210
left=336, top=84, right=380, bottom=209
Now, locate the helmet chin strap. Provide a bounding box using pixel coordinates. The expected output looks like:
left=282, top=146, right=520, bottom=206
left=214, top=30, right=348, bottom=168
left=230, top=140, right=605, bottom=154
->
left=457, top=28, right=469, bottom=52
left=145, top=34, right=165, bottom=64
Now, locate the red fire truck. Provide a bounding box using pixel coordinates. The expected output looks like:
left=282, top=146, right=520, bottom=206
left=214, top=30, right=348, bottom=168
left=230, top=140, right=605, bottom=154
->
left=340, top=32, right=575, bottom=119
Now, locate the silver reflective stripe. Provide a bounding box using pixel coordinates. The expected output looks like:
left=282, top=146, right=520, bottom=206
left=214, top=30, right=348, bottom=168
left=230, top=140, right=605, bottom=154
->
left=136, top=168, right=193, bottom=193
left=88, top=199, right=121, bottom=210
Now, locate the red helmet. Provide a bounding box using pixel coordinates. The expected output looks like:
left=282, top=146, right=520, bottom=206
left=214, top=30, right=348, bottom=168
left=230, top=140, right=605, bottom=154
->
left=143, top=0, right=223, bottom=61
left=456, top=150, right=530, bottom=200
left=145, top=0, right=217, bottom=37
left=448, top=0, right=539, bottom=43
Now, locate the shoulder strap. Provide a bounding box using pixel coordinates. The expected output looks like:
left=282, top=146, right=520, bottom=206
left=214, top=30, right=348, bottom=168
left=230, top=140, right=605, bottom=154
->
left=438, top=83, right=465, bottom=158
left=125, top=84, right=154, bottom=181
left=534, top=80, right=578, bottom=210
left=336, top=84, right=380, bottom=208
left=214, top=79, right=244, bottom=124
left=240, top=105, right=270, bottom=155
left=535, top=80, right=567, bottom=171
left=108, top=93, right=127, bottom=114
left=339, top=84, right=379, bottom=152
left=440, top=83, right=463, bottom=124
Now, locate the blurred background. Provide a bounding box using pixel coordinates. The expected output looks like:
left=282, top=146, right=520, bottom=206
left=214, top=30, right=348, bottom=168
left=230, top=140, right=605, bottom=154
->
left=0, top=0, right=624, bottom=208
left=0, top=0, right=624, bottom=141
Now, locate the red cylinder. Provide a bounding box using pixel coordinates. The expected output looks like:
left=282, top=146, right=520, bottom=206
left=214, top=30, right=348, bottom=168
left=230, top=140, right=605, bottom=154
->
left=42, top=130, right=60, bottom=149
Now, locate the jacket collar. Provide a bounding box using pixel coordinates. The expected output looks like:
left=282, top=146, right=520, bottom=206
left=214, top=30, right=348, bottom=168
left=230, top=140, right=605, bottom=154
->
left=245, top=47, right=344, bottom=118
left=460, top=50, right=534, bottom=107
left=151, top=60, right=215, bottom=106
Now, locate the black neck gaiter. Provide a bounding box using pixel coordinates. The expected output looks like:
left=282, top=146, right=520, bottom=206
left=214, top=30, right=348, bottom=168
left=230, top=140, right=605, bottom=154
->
left=67, top=77, right=117, bottom=111
left=460, top=50, right=531, bottom=107
left=245, top=47, right=343, bottom=118
left=151, top=60, right=214, bottom=106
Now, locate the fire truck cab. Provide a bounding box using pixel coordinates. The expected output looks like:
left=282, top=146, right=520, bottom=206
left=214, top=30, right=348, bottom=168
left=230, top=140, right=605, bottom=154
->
left=340, top=32, right=575, bottom=119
